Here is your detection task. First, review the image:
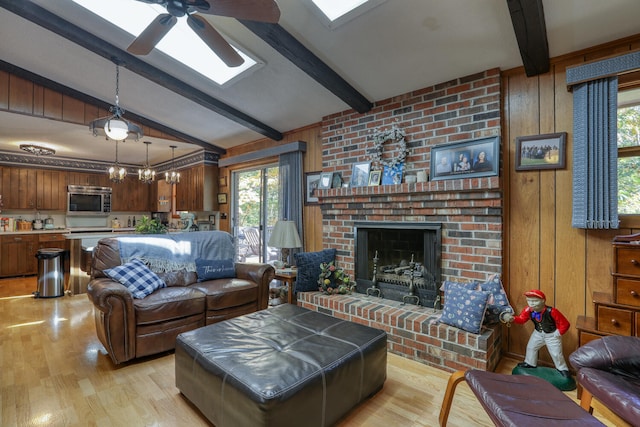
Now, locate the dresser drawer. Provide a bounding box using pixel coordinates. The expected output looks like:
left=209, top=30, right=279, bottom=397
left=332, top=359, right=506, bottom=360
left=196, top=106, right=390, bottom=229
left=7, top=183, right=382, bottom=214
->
left=578, top=330, right=606, bottom=346
left=597, top=306, right=633, bottom=335
left=616, top=278, right=640, bottom=307
left=615, top=247, right=640, bottom=276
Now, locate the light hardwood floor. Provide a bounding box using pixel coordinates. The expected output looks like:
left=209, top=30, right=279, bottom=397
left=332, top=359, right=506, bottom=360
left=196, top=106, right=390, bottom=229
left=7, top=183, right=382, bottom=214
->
left=0, top=277, right=619, bottom=426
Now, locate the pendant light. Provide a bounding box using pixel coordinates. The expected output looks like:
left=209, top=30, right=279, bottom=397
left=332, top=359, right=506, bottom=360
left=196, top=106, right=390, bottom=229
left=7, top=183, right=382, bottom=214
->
left=138, top=141, right=156, bottom=184
left=89, top=64, right=143, bottom=142
left=165, top=145, right=180, bottom=184
left=107, top=140, right=127, bottom=183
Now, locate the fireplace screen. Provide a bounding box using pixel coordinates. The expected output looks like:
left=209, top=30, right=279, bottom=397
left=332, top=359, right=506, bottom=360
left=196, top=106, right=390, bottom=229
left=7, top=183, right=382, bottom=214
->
left=354, top=222, right=441, bottom=307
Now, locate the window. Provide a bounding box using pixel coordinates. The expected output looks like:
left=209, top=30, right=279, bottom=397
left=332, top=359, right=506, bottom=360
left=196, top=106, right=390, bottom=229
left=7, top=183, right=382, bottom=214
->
left=617, top=89, right=640, bottom=215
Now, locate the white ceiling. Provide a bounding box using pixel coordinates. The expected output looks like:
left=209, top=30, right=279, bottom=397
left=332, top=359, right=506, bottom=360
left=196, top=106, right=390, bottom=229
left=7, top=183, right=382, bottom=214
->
left=1, top=0, right=640, bottom=166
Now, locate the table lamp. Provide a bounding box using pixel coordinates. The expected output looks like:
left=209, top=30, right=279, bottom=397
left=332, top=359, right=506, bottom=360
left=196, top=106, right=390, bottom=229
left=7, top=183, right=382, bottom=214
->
left=268, top=220, right=302, bottom=266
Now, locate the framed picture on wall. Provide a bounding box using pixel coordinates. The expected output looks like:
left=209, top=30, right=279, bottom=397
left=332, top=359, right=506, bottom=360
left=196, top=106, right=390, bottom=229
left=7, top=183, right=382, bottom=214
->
left=515, top=132, right=567, bottom=171
left=217, top=193, right=227, bottom=204
left=305, top=171, right=321, bottom=204
left=430, top=136, right=500, bottom=181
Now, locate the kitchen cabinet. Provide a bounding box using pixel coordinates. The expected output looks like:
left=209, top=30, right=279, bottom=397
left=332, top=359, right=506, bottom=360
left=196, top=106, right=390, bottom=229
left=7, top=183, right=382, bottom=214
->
left=110, top=175, right=150, bottom=212
left=1, top=167, right=37, bottom=209
left=36, top=169, right=67, bottom=210
left=175, top=165, right=218, bottom=212
left=67, top=171, right=109, bottom=187
left=150, top=180, right=172, bottom=212
left=0, top=234, right=37, bottom=277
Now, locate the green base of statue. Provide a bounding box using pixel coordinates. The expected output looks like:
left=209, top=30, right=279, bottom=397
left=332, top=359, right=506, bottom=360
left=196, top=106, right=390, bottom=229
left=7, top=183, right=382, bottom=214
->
left=512, top=365, right=576, bottom=391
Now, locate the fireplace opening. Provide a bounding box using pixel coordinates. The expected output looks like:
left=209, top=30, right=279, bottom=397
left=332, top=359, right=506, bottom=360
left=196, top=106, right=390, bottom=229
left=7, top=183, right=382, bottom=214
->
left=354, top=222, right=442, bottom=308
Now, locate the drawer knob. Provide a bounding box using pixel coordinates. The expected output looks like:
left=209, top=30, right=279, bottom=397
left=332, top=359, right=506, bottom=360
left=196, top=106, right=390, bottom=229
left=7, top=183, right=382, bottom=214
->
left=611, top=318, right=619, bottom=325
left=632, top=259, right=640, bottom=266
left=631, top=290, right=638, bottom=297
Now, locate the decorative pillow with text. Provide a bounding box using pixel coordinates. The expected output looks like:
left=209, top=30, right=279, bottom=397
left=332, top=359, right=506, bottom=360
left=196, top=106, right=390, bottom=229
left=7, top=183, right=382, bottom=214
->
left=195, top=258, right=235, bottom=282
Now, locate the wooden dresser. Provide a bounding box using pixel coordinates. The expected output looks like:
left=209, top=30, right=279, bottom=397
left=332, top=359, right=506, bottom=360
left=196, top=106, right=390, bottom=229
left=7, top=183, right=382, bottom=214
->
left=577, top=233, right=640, bottom=346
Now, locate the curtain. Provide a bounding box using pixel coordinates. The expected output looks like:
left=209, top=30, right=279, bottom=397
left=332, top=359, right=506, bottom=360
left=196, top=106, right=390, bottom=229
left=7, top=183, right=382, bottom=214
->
left=279, top=151, right=304, bottom=256
left=571, top=76, right=619, bottom=229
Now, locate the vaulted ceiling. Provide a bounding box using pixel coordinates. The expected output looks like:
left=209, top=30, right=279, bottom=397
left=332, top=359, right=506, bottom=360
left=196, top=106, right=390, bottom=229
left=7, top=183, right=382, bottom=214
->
left=1, top=0, right=639, bottom=166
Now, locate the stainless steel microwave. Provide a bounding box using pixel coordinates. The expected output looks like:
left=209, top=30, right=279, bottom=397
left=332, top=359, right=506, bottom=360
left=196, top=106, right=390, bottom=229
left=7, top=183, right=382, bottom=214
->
left=67, top=185, right=112, bottom=216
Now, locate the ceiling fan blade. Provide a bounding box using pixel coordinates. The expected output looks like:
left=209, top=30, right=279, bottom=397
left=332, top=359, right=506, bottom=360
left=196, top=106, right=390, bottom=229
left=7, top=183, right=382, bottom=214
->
left=187, top=15, right=244, bottom=67
left=127, top=14, right=177, bottom=55
left=196, top=0, right=280, bottom=23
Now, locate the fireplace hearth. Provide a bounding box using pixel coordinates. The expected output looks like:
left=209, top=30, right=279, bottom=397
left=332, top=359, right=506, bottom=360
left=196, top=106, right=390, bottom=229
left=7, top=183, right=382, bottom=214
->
left=354, top=222, right=441, bottom=308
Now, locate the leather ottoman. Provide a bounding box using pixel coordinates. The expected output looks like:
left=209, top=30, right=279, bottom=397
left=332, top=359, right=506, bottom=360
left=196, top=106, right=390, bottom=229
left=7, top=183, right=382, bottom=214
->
left=175, top=304, right=387, bottom=427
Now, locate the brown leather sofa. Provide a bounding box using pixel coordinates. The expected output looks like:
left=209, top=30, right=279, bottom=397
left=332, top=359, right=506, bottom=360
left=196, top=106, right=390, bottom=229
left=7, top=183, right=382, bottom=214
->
left=86, top=233, right=274, bottom=364
left=569, top=335, right=640, bottom=425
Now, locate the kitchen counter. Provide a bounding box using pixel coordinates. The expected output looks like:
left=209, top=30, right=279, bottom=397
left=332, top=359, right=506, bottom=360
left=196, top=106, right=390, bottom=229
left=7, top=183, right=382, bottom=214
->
left=0, top=228, right=69, bottom=235
left=0, top=227, right=138, bottom=236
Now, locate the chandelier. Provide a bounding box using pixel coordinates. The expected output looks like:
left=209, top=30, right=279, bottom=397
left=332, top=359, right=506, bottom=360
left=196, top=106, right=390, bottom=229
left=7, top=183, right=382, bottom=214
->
left=138, top=141, right=156, bottom=184
left=107, top=140, right=127, bottom=183
left=165, top=145, right=180, bottom=184
left=89, top=64, right=143, bottom=141
left=20, top=144, right=55, bottom=156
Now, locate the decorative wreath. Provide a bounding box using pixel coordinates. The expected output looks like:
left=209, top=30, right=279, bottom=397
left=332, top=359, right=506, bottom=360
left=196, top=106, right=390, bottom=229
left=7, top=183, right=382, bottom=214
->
left=370, top=123, right=408, bottom=169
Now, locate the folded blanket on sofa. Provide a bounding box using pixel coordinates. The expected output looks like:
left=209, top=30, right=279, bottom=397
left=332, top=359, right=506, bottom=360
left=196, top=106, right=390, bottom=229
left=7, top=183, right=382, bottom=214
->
left=117, top=231, right=235, bottom=272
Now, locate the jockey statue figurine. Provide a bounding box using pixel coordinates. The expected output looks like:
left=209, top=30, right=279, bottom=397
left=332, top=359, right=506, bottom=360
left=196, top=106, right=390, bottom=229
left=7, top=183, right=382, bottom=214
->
left=502, top=289, right=571, bottom=378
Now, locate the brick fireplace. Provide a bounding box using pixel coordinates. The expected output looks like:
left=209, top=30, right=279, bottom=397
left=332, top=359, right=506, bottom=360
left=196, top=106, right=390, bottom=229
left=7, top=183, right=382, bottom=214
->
left=353, top=221, right=442, bottom=308
left=308, top=68, right=504, bottom=370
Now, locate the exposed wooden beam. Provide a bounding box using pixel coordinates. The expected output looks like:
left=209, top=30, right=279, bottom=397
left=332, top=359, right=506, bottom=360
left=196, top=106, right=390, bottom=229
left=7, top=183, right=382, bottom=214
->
left=506, top=0, right=550, bottom=77
left=0, top=59, right=226, bottom=155
left=0, top=0, right=283, bottom=142
left=240, top=21, right=373, bottom=114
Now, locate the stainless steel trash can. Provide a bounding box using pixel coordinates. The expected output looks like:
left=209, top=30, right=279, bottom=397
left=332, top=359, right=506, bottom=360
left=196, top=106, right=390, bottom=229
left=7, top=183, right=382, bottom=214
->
left=35, top=248, right=65, bottom=298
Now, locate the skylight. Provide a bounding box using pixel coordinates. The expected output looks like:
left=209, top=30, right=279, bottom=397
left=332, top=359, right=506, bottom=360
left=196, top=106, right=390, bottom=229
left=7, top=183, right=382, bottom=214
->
left=307, top=0, right=386, bottom=29
left=72, top=0, right=257, bottom=86
left=311, top=0, right=369, bottom=21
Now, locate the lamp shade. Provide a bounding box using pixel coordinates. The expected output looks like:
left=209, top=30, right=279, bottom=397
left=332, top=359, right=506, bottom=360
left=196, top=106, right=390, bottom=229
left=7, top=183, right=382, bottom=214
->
left=268, top=220, right=302, bottom=249
left=104, top=118, right=129, bottom=141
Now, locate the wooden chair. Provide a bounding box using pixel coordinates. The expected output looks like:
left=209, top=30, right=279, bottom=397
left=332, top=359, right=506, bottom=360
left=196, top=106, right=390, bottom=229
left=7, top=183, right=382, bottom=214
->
left=244, top=227, right=261, bottom=256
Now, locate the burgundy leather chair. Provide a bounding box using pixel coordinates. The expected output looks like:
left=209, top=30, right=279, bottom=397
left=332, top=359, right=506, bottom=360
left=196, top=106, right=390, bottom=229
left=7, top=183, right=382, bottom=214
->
left=569, top=335, right=640, bottom=425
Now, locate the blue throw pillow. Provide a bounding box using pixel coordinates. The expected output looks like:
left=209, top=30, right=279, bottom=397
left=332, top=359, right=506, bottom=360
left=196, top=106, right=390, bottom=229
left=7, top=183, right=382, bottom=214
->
left=440, top=285, right=490, bottom=334
left=293, top=249, right=336, bottom=292
left=195, top=258, right=235, bottom=281
left=479, top=274, right=513, bottom=324
left=104, top=258, right=166, bottom=299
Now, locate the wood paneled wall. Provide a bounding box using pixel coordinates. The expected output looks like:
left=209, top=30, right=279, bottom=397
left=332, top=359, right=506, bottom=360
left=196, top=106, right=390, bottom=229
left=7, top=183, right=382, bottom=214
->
left=219, top=124, right=324, bottom=251
left=502, top=35, right=640, bottom=360
left=0, top=70, right=181, bottom=142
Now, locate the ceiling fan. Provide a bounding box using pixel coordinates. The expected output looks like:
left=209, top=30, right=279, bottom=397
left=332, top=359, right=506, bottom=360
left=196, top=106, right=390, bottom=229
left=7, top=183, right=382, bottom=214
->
left=128, top=0, right=280, bottom=67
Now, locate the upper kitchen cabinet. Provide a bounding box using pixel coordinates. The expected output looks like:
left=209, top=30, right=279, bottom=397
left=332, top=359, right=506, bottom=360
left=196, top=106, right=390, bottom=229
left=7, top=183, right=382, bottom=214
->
left=175, top=165, right=218, bottom=212
left=36, top=169, right=67, bottom=210
left=111, top=175, right=150, bottom=212
left=1, top=167, right=37, bottom=209
left=67, top=171, right=109, bottom=187
left=150, top=180, right=172, bottom=212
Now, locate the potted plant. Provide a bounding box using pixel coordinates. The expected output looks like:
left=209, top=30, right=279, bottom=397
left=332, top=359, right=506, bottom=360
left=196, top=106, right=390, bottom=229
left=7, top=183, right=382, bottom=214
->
left=135, top=215, right=168, bottom=234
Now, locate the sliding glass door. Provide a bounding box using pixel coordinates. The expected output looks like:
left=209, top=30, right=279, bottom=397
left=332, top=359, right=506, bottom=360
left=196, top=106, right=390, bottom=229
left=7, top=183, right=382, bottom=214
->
left=232, top=165, right=280, bottom=263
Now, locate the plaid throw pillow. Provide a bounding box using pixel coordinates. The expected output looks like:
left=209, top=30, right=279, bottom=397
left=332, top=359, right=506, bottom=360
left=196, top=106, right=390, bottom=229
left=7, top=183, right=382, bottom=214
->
left=104, top=258, right=166, bottom=299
